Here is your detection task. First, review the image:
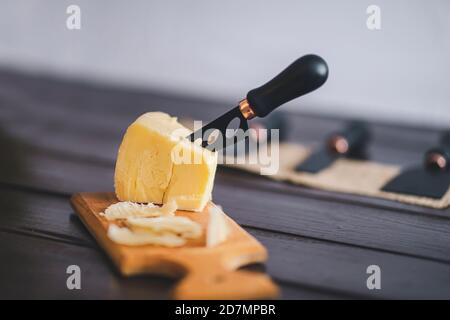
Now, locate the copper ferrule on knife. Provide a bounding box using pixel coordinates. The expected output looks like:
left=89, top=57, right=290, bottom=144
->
left=328, top=135, right=349, bottom=155
left=426, top=152, right=447, bottom=171
left=239, top=99, right=256, bottom=120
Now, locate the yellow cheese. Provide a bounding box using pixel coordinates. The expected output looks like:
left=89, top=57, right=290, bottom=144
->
left=114, top=112, right=217, bottom=212
left=163, top=140, right=217, bottom=211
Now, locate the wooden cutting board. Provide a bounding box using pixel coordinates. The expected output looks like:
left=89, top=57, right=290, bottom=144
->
left=70, top=192, right=279, bottom=299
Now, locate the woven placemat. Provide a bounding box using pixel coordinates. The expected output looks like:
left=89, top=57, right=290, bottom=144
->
left=224, top=143, right=450, bottom=209
left=179, top=118, right=449, bottom=209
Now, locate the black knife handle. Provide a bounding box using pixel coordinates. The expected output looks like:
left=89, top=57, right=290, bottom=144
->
left=425, top=145, right=450, bottom=172
left=327, top=121, right=370, bottom=155
left=246, top=54, right=328, bottom=118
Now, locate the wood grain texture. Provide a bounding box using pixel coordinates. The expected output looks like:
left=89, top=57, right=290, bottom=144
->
left=0, top=230, right=342, bottom=300
left=1, top=67, right=447, bottom=217
left=0, top=189, right=336, bottom=299
left=252, top=229, right=450, bottom=299
left=4, top=147, right=450, bottom=262
left=70, top=192, right=279, bottom=300
left=1, top=69, right=450, bottom=299
left=0, top=68, right=441, bottom=167
left=0, top=231, right=177, bottom=300
left=214, top=177, right=450, bottom=263
left=2, top=186, right=450, bottom=298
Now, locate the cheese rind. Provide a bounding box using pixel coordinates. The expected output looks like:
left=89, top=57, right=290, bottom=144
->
left=114, top=112, right=217, bottom=211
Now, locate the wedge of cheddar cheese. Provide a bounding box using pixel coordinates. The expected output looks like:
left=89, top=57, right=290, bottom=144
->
left=114, top=112, right=217, bottom=212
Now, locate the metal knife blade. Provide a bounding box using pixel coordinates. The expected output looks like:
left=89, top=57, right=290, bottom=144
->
left=381, top=167, right=450, bottom=199
left=295, top=121, right=370, bottom=173
left=382, top=143, right=450, bottom=198
left=295, top=147, right=338, bottom=173
left=188, top=106, right=249, bottom=151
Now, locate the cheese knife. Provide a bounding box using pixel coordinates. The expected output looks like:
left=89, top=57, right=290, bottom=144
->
left=188, top=54, right=329, bottom=151
left=295, top=121, right=370, bottom=173
left=381, top=133, right=450, bottom=199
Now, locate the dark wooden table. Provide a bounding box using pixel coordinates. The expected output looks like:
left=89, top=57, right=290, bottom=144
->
left=1, top=69, right=449, bottom=299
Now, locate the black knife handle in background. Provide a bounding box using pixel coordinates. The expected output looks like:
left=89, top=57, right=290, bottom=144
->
left=327, top=121, right=370, bottom=156
left=246, top=54, right=329, bottom=118
left=249, top=112, right=289, bottom=143
left=440, top=131, right=450, bottom=147
left=425, top=145, right=450, bottom=172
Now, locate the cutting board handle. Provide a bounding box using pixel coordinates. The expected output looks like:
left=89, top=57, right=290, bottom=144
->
left=174, top=269, right=279, bottom=300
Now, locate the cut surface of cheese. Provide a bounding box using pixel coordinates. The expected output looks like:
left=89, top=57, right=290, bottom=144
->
left=114, top=112, right=217, bottom=211
left=164, top=140, right=217, bottom=211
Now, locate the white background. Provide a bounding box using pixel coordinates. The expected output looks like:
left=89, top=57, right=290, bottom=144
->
left=0, top=0, right=449, bottom=126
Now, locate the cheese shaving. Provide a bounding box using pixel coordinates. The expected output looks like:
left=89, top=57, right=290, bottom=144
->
left=206, top=205, right=230, bottom=247
left=107, top=224, right=186, bottom=247
left=126, top=216, right=202, bottom=239
left=102, top=200, right=177, bottom=220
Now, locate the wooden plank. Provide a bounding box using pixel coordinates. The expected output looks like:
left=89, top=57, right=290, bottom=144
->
left=0, top=186, right=337, bottom=299
left=0, top=232, right=338, bottom=300
left=0, top=146, right=113, bottom=194
left=2, top=146, right=450, bottom=262
left=220, top=167, right=450, bottom=218
left=0, top=231, right=179, bottom=300
left=71, top=192, right=278, bottom=300
left=0, top=68, right=225, bottom=119
left=0, top=231, right=342, bottom=299
left=0, top=68, right=442, bottom=210
left=1, top=188, right=450, bottom=298
left=277, top=282, right=346, bottom=299
left=1, top=124, right=448, bottom=219
left=0, top=185, right=93, bottom=246
left=214, top=177, right=450, bottom=263
left=1, top=69, right=450, bottom=298
left=251, top=228, right=450, bottom=299
left=0, top=69, right=446, bottom=218
left=3, top=141, right=450, bottom=262
left=0, top=68, right=441, bottom=168
left=0, top=90, right=434, bottom=167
